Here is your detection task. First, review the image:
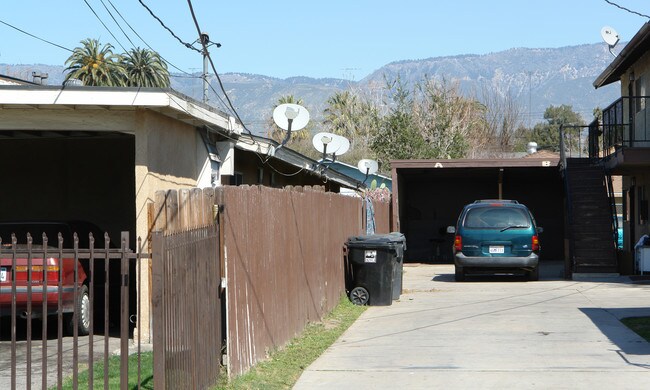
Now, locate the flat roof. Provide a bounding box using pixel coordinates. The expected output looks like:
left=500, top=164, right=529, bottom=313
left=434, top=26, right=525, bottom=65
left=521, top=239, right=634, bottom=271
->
left=391, top=157, right=560, bottom=170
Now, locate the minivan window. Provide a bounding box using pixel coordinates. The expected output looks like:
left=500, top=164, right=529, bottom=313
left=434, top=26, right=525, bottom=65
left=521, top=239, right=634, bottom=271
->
left=463, top=207, right=530, bottom=229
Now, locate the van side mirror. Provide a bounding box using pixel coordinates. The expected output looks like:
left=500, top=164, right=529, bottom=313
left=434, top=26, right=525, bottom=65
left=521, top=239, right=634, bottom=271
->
left=537, top=227, right=544, bottom=234
left=446, top=226, right=456, bottom=234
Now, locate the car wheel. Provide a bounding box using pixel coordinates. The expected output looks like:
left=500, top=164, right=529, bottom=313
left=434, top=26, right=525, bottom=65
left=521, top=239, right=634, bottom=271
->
left=528, top=267, right=539, bottom=282
left=455, top=266, right=465, bottom=282
left=65, top=284, right=91, bottom=336
left=349, top=287, right=369, bottom=305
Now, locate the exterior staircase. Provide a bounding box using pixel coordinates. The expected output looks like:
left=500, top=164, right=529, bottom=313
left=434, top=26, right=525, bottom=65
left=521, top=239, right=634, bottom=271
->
left=565, top=158, right=618, bottom=274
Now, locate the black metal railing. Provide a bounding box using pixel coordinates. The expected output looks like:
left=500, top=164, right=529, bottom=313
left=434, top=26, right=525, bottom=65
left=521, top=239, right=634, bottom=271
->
left=601, top=96, right=650, bottom=152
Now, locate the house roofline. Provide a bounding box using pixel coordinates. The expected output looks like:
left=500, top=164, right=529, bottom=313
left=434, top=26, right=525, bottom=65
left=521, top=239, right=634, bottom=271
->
left=0, top=85, right=242, bottom=136
left=234, top=134, right=365, bottom=190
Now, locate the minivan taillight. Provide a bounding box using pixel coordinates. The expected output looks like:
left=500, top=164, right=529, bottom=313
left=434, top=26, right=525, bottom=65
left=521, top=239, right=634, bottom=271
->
left=532, top=235, right=539, bottom=251
left=454, top=235, right=462, bottom=251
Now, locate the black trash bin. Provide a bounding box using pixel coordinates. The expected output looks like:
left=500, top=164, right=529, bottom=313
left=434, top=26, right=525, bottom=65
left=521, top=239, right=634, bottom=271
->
left=346, top=233, right=406, bottom=306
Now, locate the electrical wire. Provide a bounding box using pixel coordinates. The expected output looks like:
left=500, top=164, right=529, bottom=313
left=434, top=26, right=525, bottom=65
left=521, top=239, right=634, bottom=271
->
left=98, top=0, right=138, bottom=48
left=0, top=18, right=72, bottom=52
left=83, top=0, right=128, bottom=52
left=604, top=0, right=650, bottom=19
left=185, top=0, right=254, bottom=136
left=138, top=0, right=201, bottom=53
left=106, top=0, right=198, bottom=77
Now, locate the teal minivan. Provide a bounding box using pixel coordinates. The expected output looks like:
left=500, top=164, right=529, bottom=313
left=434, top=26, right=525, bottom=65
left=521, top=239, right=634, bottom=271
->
left=449, top=200, right=542, bottom=281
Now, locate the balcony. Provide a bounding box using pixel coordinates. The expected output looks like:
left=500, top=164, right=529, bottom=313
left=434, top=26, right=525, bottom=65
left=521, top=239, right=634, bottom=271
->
left=590, top=96, right=650, bottom=174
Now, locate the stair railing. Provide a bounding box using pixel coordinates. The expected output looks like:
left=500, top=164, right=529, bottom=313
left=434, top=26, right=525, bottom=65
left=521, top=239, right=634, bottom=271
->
left=559, top=125, right=576, bottom=277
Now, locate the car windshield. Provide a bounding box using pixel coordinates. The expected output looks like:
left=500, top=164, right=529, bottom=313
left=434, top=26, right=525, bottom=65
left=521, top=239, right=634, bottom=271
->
left=463, top=207, right=531, bottom=229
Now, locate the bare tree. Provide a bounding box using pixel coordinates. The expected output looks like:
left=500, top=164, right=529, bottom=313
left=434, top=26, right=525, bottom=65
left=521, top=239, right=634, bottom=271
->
left=475, top=85, right=525, bottom=157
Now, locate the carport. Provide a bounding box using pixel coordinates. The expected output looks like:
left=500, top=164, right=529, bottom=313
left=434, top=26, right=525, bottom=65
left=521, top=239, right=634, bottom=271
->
left=390, top=156, right=565, bottom=264
left=0, top=85, right=242, bottom=342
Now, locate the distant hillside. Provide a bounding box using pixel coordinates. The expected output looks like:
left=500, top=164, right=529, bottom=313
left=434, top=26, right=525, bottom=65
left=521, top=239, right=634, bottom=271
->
left=0, top=42, right=621, bottom=135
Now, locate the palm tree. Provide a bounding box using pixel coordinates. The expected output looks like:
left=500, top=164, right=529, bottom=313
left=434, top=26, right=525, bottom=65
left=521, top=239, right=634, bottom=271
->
left=64, top=38, right=125, bottom=86
left=121, top=47, right=170, bottom=88
left=323, top=91, right=357, bottom=138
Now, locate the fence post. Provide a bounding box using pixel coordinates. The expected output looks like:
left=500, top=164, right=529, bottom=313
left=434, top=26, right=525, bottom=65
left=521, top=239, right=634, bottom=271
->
left=120, top=231, right=130, bottom=390
left=151, top=230, right=165, bottom=390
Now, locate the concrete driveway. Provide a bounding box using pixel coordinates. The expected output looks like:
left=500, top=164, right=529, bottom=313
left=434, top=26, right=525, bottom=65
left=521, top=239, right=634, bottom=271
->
left=294, top=263, right=650, bottom=389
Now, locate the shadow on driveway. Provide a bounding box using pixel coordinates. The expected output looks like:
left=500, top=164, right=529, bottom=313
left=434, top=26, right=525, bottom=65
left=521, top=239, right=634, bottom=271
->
left=580, top=307, right=650, bottom=357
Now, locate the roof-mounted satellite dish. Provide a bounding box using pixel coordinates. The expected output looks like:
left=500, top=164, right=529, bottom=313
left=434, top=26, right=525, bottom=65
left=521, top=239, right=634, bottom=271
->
left=273, top=103, right=310, bottom=147
left=357, top=159, right=379, bottom=184
left=357, top=159, right=379, bottom=176
left=601, top=26, right=620, bottom=57
left=312, top=132, right=350, bottom=161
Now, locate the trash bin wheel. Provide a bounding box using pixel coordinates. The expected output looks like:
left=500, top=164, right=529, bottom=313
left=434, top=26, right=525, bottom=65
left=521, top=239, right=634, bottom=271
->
left=350, top=287, right=369, bottom=305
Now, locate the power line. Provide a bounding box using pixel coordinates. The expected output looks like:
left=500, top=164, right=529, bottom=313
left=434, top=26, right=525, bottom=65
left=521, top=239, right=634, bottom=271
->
left=186, top=0, right=253, bottom=135
left=138, top=0, right=201, bottom=53
left=98, top=0, right=138, bottom=49
left=83, top=0, right=128, bottom=52
left=0, top=18, right=72, bottom=52
left=105, top=0, right=197, bottom=77
left=604, top=0, right=650, bottom=19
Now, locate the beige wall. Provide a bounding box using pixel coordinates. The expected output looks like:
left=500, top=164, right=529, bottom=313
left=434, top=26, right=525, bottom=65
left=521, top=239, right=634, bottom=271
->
left=133, top=109, right=212, bottom=342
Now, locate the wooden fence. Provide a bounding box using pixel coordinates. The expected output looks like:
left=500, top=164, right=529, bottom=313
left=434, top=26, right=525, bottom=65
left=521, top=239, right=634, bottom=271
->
left=151, top=186, right=390, bottom=380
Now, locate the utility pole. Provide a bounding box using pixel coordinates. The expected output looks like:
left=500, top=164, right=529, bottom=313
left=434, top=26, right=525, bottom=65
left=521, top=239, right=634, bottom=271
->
left=200, top=32, right=210, bottom=104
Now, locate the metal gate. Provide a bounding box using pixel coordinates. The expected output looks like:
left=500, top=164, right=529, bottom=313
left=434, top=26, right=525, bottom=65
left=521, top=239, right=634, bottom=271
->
left=0, top=230, right=149, bottom=390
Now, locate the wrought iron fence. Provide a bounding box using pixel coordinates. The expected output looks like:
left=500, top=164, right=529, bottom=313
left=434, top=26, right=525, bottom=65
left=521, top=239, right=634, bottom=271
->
left=0, top=231, right=149, bottom=390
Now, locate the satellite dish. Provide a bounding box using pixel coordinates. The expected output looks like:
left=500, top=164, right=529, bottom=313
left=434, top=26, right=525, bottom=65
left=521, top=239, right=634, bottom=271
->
left=312, top=132, right=334, bottom=153
left=357, top=159, right=379, bottom=175
left=331, top=136, right=350, bottom=156
left=312, top=132, right=350, bottom=157
left=273, top=103, right=310, bottom=131
left=601, top=26, right=620, bottom=48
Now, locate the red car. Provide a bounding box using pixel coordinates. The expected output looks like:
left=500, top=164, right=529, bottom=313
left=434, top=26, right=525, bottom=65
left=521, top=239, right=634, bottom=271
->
left=0, top=222, right=92, bottom=335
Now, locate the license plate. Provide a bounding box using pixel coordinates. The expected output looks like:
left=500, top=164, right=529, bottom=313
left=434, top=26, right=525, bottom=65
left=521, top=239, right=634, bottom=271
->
left=0, top=267, right=6, bottom=282
left=489, top=246, right=504, bottom=254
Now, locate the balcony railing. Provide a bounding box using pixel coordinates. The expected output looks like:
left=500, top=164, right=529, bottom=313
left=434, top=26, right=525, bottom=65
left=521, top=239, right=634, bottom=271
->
left=601, top=96, right=650, bottom=153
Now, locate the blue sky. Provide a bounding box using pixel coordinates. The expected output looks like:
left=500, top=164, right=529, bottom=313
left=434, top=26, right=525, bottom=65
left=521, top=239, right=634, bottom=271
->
left=0, top=0, right=647, bottom=80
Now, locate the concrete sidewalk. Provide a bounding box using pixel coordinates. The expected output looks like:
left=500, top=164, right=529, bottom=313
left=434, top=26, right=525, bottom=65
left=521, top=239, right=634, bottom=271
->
left=294, top=263, right=650, bottom=389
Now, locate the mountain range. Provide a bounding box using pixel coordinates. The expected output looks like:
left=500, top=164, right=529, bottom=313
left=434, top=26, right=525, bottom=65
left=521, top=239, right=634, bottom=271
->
left=0, top=42, right=621, bottom=135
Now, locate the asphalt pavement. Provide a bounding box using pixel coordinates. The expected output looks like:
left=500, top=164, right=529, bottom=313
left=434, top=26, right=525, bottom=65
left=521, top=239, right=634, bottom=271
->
left=294, top=262, right=650, bottom=390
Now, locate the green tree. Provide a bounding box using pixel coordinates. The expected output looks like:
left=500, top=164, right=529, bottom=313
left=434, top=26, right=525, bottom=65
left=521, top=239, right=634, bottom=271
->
left=323, top=90, right=380, bottom=164
left=529, top=104, right=584, bottom=152
left=370, top=78, right=435, bottom=170
left=121, top=47, right=170, bottom=87
left=64, top=38, right=125, bottom=86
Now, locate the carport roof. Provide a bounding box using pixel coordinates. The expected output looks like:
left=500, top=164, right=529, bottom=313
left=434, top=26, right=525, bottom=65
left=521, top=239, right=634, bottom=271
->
left=391, top=156, right=560, bottom=169
left=0, top=85, right=242, bottom=136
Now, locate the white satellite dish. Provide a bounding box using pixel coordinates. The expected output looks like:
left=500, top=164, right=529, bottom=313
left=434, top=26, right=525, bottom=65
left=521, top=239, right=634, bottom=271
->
left=272, top=103, right=310, bottom=131
left=357, top=159, right=379, bottom=175
left=331, top=136, right=350, bottom=156
left=601, top=26, right=620, bottom=48
left=312, top=132, right=350, bottom=159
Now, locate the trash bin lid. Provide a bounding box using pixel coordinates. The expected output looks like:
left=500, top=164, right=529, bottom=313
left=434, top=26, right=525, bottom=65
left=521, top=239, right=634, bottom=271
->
left=347, top=232, right=406, bottom=248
